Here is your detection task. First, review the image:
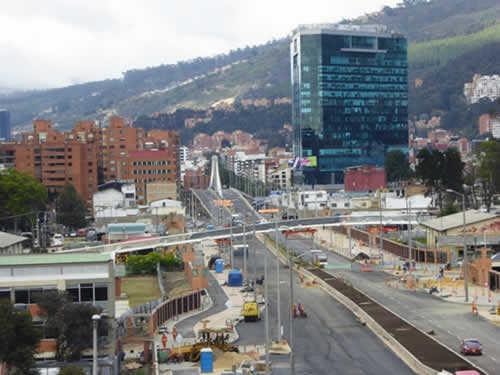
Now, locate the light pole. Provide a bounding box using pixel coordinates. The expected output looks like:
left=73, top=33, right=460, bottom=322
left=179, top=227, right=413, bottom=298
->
left=446, top=189, right=469, bottom=302
left=92, top=314, right=101, bottom=375
left=243, top=219, right=247, bottom=285
left=287, top=234, right=295, bottom=375
left=406, top=197, right=412, bottom=275
left=275, top=220, right=281, bottom=342
left=264, top=249, right=270, bottom=375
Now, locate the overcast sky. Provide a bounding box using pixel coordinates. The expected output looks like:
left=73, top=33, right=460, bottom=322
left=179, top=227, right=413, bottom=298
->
left=0, top=0, right=399, bottom=90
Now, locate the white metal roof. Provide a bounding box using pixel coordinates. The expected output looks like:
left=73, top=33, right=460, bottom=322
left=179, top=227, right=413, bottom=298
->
left=0, top=232, right=28, bottom=249
left=421, top=210, right=498, bottom=232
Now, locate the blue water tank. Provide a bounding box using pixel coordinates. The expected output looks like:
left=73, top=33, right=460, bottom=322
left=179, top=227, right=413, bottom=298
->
left=215, top=259, right=224, bottom=273
left=200, top=348, right=213, bottom=373
left=228, top=269, right=243, bottom=287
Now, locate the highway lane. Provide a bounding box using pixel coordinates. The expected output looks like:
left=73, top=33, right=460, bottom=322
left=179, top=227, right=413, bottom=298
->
left=232, top=236, right=415, bottom=374
left=197, top=188, right=500, bottom=374
left=288, top=236, right=500, bottom=374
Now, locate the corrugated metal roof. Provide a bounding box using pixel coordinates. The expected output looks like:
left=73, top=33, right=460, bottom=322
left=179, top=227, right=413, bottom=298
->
left=422, top=210, right=498, bottom=232
left=0, top=253, right=111, bottom=266
left=0, top=232, right=28, bottom=248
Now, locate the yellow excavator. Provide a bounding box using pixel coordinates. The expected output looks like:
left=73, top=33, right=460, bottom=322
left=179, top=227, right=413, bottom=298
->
left=167, top=327, right=239, bottom=362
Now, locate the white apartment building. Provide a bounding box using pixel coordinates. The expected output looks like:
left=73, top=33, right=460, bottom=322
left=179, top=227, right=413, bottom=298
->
left=492, top=117, right=500, bottom=139
left=464, top=74, right=500, bottom=104
left=227, top=152, right=268, bottom=179
left=179, top=145, right=190, bottom=163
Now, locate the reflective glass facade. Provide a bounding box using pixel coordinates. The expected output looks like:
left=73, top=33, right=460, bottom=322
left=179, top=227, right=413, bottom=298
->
left=291, top=28, right=408, bottom=184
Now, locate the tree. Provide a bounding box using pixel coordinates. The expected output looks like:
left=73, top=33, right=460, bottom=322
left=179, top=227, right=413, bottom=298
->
left=478, top=139, right=500, bottom=211
left=385, top=150, right=413, bottom=183
left=441, top=148, right=465, bottom=193
left=0, top=300, right=41, bottom=374
left=0, top=169, right=48, bottom=232
left=35, top=291, right=104, bottom=361
left=56, top=183, right=87, bottom=230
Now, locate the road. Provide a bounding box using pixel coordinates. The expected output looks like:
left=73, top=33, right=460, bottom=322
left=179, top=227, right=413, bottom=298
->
left=193, top=188, right=415, bottom=374
left=285, top=235, right=500, bottom=374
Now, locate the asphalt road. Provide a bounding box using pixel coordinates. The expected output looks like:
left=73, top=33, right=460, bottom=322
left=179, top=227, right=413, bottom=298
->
left=288, top=235, right=500, bottom=374
left=194, top=189, right=416, bottom=374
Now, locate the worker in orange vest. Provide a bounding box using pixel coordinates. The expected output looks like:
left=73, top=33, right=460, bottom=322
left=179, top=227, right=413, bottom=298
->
left=292, top=303, right=297, bottom=318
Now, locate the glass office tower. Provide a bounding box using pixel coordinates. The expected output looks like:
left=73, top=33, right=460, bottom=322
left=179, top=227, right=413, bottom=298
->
left=0, top=109, right=10, bottom=140
left=291, top=24, right=408, bottom=185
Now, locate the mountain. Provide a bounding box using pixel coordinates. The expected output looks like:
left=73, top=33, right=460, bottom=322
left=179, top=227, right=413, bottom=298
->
left=1, top=0, right=500, bottom=141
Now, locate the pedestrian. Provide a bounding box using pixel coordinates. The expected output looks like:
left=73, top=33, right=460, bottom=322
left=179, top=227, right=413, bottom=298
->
left=403, top=264, right=407, bottom=273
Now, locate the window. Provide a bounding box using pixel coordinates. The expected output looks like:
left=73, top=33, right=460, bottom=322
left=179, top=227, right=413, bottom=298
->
left=0, top=289, right=10, bottom=300
left=193, top=269, right=199, bottom=277
left=95, top=284, right=108, bottom=301
left=80, top=283, right=94, bottom=302
left=88, top=162, right=93, bottom=166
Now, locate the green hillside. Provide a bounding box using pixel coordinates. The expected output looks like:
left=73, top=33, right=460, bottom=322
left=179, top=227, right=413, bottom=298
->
left=409, top=23, right=500, bottom=71
left=1, top=0, right=500, bottom=141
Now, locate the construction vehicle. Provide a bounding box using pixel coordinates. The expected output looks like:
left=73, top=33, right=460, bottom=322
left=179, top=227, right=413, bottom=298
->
left=243, top=301, right=261, bottom=322
left=310, top=250, right=328, bottom=268
left=167, top=327, right=238, bottom=362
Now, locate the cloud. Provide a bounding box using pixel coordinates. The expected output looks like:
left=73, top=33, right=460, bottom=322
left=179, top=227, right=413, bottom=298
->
left=0, top=0, right=399, bottom=89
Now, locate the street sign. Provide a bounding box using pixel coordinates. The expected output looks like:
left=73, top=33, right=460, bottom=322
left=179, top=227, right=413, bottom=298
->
left=214, top=200, right=233, bottom=207
left=259, top=208, right=279, bottom=213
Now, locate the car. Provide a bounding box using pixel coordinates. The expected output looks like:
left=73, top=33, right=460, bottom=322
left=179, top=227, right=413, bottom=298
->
left=69, top=232, right=77, bottom=237
left=460, top=338, right=482, bottom=355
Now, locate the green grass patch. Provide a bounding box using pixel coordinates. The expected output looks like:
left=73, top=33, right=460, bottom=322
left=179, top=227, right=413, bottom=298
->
left=121, top=275, right=161, bottom=308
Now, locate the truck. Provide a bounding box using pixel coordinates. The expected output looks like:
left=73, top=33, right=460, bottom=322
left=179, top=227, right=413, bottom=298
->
left=243, top=301, right=261, bottom=322
left=310, top=250, right=328, bottom=268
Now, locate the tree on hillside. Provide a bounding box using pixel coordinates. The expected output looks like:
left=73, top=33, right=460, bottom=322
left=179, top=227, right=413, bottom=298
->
left=478, top=139, right=500, bottom=211
left=0, top=300, right=41, bottom=374
left=56, top=183, right=87, bottom=230
left=416, top=148, right=464, bottom=208
left=0, top=169, right=48, bottom=232
left=385, top=150, right=413, bottom=183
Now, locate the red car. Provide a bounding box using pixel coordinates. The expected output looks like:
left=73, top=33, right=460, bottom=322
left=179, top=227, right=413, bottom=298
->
left=460, top=339, right=483, bottom=355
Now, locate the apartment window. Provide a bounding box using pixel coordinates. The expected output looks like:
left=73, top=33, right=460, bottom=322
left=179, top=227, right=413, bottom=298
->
left=109, top=138, right=114, bottom=142
left=88, top=162, right=93, bottom=166
left=67, top=148, right=72, bottom=152
left=120, top=145, right=125, bottom=149
left=122, top=162, right=127, bottom=166
left=89, top=169, right=93, bottom=173
left=68, top=162, right=72, bottom=166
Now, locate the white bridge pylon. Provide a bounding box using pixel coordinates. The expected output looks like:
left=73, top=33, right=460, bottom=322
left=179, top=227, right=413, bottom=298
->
left=209, top=155, right=223, bottom=198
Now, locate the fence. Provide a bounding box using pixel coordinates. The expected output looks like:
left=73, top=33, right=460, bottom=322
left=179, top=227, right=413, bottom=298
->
left=149, top=290, right=201, bottom=335
left=333, top=227, right=450, bottom=264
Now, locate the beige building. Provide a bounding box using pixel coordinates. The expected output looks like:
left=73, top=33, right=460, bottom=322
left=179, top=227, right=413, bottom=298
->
left=421, top=210, right=500, bottom=248
left=146, top=181, right=177, bottom=203
left=269, top=164, right=292, bottom=190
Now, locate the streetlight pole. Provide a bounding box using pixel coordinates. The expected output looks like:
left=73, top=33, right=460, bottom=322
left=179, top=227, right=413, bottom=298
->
left=253, top=219, right=257, bottom=302
left=286, top=234, right=295, bottom=375
left=92, top=314, right=101, bottom=375
left=446, top=189, right=469, bottom=302
left=275, top=220, right=281, bottom=342
left=264, top=249, right=270, bottom=375
left=407, top=198, right=412, bottom=275
left=243, top=220, right=247, bottom=285
left=230, top=218, right=233, bottom=268
left=379, top=193, right=384, bottom=257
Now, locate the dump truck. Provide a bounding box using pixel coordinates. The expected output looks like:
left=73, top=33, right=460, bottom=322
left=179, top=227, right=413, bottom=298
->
left=243, top=301, right=261, bottom=322
left=310, top=250, right=328, bottom=268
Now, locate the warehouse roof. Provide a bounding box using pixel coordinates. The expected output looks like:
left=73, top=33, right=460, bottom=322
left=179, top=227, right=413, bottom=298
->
left=0, top=253, right=111, bottom=266
left=421, top=210, right=498, bottom=232
left=0, top=232, right=28, bottom=249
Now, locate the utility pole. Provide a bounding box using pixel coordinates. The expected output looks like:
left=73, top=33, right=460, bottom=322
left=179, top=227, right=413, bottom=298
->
left=36, top=215, right=40, bottom=248
left=275, top=220, right=281, bottom=342
left=264, top=249, right=270, bottom=375
left=379, top=193, right=384, bottom=257
left=286, top=234, right=295, bottom=375
left=230, top=217, right=233, bottom=268
left=461, top=193, right=469, bottom=302
left=243, top=220, right=247, bottom=285
left=407, top=199, right=412, bottom=275
left=253, top=219, right=257, bottom=301
left=348, top=226, right=352, bottom=259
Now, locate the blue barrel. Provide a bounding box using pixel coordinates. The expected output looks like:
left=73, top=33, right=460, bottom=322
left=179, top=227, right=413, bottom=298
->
left=215, top=259, right=224, bottom=273
left=200, top=348, right=213, bottom=373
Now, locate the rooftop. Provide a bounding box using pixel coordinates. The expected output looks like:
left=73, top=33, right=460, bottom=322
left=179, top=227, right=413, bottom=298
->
left=292, top=23, right=400, bottom=38
left=0, top=253, right=111, bottom=266
left=0, top=232, right=28, bottom=248
left=421, top=210, right=498, bottom=232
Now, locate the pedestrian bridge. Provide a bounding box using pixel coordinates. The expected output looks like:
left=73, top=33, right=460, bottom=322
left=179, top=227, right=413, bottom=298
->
left=61, top=214, right=419, bottom=259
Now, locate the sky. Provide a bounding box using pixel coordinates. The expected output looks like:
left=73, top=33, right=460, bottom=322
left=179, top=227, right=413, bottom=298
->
left=0, top=0, right=399, bottom=90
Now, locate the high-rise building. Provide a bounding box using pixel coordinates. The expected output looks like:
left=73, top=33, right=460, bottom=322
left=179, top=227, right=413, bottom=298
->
left=0, top=109, right=11, bottom=140
left=291, top=24, right=408, bottom=184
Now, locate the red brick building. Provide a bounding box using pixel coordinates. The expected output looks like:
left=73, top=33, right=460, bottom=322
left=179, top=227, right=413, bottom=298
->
left=0, top=117, right=179, bottom=205
left=344, top=165, right=386, bottom=192
left=183, top=168, right=210, bottom=191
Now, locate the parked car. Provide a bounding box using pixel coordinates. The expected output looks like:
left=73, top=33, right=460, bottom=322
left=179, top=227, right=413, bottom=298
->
left=460, top=339, right=483, bottom=355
